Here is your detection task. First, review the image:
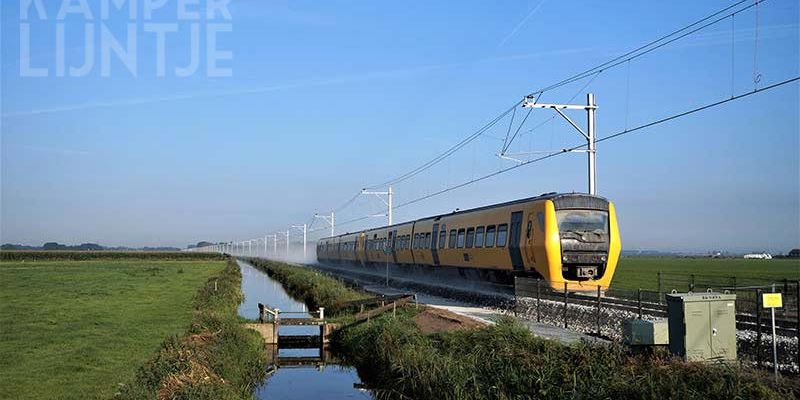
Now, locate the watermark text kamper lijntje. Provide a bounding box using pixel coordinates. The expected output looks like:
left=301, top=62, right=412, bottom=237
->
left=20, top=0, right=233, bottom=78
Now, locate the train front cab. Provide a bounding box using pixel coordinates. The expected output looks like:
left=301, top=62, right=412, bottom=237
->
left=524, top=194, right=621, bottom=292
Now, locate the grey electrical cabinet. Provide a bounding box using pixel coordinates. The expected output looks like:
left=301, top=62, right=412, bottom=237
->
left=623, top=319, right=669, bottom=346
left=666, top=292, right=737, bottom=362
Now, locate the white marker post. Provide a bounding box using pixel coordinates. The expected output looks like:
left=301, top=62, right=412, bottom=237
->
left=762, top=289, right=783, bottom=378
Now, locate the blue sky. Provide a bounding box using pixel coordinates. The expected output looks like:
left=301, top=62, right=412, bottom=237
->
left=1, top=0, right=798, bottom=252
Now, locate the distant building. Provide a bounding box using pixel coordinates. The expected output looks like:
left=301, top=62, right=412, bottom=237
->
left=743, top=253, right=772, bottom=260
left=788, top=249, right=800, bottom=258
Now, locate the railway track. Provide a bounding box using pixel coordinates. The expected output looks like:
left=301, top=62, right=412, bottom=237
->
left=306, top=260, right=798, bottom=337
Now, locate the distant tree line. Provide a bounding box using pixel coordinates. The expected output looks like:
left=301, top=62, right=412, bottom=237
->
left=0, top=242, right=181, bottom=251
left=187, top=241, right=216, bottom=249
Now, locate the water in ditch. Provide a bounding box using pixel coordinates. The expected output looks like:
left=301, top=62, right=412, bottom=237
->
left=238, top=260, right=372, bottom=399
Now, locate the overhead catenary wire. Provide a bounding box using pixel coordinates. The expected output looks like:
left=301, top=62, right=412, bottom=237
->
left=365, top=100, right=523, bottom=189
left=501, top=105, right=518, bottom=151
left=393, top=76, right=799, bottom=211
left=528, top=0, right=762, bottom=96
left=501, top=107, right=533, bottom=154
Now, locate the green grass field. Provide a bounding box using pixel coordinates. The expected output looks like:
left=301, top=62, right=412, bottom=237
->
left=0, top=259, right=226, bottom=400
left=612, top=256, right=800, bottom=291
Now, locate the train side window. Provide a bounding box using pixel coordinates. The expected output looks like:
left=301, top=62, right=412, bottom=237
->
left=413, top=234, right=419, bottom=249
left=425, top=232, right=431, bottom=249
left=475, top=227, right=485, bottom=248
left=496, top=224, right=508, bottom=247
left=485, top=225, right=496, bottom=248
left=457, top=229, right=466, bottom=248
left=465, top=228, right=475, bottom=248
left=526, top=220, right=533, bottom=238
left=438, top=230, right=447, bottom=249
left=448, top=230, right=457, bottom=249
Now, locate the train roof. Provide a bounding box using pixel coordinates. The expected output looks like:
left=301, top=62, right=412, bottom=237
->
left=317, top=192, right=608, bottom=242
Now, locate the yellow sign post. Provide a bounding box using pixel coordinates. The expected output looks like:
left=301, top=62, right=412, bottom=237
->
left=763, top=293, right=783, bottom=308
left=762, top=291, right=782, bottom=377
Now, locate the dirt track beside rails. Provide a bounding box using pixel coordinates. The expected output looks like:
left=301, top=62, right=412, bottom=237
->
left=413, top=307, right=487, bottom=334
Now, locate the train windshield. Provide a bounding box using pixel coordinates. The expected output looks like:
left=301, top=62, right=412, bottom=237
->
left=556, top=210, right=608, bottom=234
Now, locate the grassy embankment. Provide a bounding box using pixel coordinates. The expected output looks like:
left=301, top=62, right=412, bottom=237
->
left=0, top=252, right=266, bottom=400
left=613, top=256, right=800, bottom=290
left=244, top=259, right=798, bottom=399
left=338, top=309, right=799, bottom=400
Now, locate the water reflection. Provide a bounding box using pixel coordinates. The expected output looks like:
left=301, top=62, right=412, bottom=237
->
left=238, top=260, right=373, bottom=400
left=255, top=364, right=371, bottom=400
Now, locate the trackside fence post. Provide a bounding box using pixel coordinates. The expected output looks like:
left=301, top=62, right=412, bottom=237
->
left=536, top=279, right=541, bottom=323
left=690, top=274, right=696, bottom=292
left=756, top=288, right=763, bottom=368
left=513, top=277, right=518, bottom=317
left=657, top=271, right=663, bottom=305
left=637, top=288, right=643, bottom=319
left=563, top=282, right=569, bottom=329
left=796, top=280, right=799, bottom=369
left=596, top=285, right=601, bottom=337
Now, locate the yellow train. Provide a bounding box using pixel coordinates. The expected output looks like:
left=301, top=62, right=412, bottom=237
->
left=316, top=193, right=621, bottom=291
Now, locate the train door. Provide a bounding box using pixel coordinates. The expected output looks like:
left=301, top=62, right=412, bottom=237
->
left=508, top=211, right=525, bottom=272
left=524, top=212, right=537, bottom=266
left=389, top=230, right=398, bottom=263
left=364, top=236, right=370, bottom=264
left=357, top=233, right=366, bottom=267
left=431, top=223, right=441, bottom=266
left=409, top=222, right=417, bottom=265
